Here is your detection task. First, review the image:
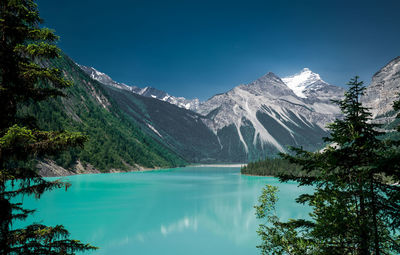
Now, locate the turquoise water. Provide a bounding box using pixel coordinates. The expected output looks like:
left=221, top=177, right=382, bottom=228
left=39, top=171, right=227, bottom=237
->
left=15, top=167, right=311, bottom=254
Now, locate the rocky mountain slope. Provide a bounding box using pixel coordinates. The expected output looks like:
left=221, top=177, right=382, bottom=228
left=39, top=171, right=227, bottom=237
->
left=195, top=70, right=344, bottom=160
left=362, top=56, right=400, bottom=125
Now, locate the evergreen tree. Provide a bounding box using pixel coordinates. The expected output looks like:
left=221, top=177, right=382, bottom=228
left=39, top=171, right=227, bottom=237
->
left=0, top=0, right=97, bottom=253
left=256, top=77, right=400, bottom=254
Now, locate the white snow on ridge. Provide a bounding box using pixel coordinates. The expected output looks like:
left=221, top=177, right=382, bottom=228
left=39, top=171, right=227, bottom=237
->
left=140, top=87, right=148, bottom=94
left=79, top=65, right=201, bottom=111
left=282, top=68, right=325, bottom=98
left=94, top=69, right=105, bottom=78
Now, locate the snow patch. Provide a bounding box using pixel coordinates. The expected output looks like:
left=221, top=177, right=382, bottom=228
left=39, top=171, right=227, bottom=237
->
left=146, top=123, right=162, bottom=138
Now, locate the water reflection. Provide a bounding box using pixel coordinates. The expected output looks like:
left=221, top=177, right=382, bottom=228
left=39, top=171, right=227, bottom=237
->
left=160, top=216, right=198, bottom=236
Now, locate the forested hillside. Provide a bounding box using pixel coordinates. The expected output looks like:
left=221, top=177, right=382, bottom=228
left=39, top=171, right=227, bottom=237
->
left=102, top=86, right=226, bottom=163
left=23, top=53, right=186, bottom=173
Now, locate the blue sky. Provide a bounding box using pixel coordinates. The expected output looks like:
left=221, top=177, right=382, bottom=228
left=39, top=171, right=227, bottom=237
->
left=38, top=0, right=400, bottom=100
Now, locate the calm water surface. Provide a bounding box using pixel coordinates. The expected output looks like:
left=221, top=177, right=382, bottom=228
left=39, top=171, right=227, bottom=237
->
left=16, top=167, right=311, bottom=254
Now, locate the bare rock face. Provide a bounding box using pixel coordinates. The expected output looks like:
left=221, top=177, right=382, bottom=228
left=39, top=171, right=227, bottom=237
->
left=362, top=57, right=400, bottom=124
left=37, top=160, right=151, bottom=177
left=37, top=160, right=75, bottom=177
left=37, top=160, right=101, bottom=177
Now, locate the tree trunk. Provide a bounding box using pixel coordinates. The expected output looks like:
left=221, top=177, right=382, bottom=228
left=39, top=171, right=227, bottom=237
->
left=370, top=180, right=380, bottom=255
left=0, top=196, right=11, bottom=255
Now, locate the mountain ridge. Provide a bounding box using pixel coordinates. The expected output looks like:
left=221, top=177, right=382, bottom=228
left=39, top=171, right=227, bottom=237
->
left=86, top=64, right=346, bottom=161
left=79, top=65, right=200, bottom=111
left=77, top=57, right=399, bottom=165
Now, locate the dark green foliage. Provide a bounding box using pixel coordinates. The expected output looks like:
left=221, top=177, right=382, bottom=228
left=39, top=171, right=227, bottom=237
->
left=0, top=0, right=97, bottom=253
left=241, top=157, right=302, bottom=176
left=255, top=185, right=315, bottom=254
left=256, top=77, right=400, bottom=254
left=10, top=224, right=96, bottom=255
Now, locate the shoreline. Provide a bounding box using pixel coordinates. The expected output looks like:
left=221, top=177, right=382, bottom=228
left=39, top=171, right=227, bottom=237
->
left=190, top=164, right=247, bottom=168
left=39, top=162, right=251, bottom=177
left=38, top=159, right=175, bottom=178
left=41, top=168, right=163, bottom=178
left=241, top=173, right=274, bottom=177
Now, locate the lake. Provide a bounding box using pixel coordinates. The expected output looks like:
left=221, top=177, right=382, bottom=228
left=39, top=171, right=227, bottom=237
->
left=15, top=166, right=311, bottom=254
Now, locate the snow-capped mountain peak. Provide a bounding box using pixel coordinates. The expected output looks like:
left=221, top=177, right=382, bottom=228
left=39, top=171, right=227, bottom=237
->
left=79, top=65, right=200, bottom=111
left=79, top=65, right=114, bottom=85
left=78, top=65, right=138, bottom=92
left=282, top=68, right=326, bottom=98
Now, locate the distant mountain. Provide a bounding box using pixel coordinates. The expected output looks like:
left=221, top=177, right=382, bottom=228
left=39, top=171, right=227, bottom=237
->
left=362, top=56, right=400, bottom=125
left=195, top=70, right=344, bottom=160
left=79, top=65, right=200, bottom=111
left=139, top=86, right=200, bottom=110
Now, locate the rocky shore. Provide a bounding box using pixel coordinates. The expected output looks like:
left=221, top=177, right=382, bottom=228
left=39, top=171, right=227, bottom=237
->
left=37, top=160, right=156, bottom=177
